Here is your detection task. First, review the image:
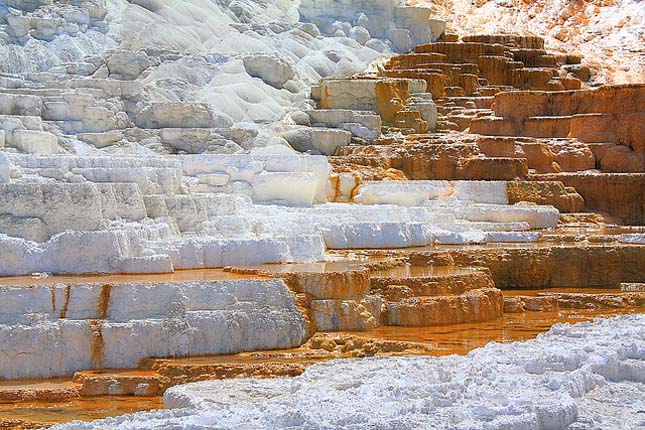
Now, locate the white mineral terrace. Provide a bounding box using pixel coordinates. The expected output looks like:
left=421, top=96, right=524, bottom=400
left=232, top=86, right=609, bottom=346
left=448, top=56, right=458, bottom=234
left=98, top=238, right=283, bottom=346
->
left=51, top=314, right=645, bottom=430
left=0, top=278, right=308, bottom=379
left=0, top=153, right=557, bottom=276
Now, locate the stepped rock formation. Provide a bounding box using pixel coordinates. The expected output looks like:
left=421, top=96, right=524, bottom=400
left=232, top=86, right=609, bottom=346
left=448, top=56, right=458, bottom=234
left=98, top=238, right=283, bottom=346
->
left=410, top=0, right=645, bottom=84
left=49, top=315, right=645, bottom=430
left=0, top=0, right=643, bottom=427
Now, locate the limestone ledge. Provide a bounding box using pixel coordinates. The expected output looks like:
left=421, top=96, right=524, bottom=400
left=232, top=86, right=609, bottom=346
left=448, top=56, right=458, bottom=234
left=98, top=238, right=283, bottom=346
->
left=0, top=153, right=562, bottom=276
left=0, top=279, right=308, bottom=379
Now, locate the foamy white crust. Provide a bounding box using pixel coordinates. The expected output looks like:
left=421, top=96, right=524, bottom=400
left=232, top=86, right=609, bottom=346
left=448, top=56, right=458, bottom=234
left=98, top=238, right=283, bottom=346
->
left=0, top=0, right=445, bottom=155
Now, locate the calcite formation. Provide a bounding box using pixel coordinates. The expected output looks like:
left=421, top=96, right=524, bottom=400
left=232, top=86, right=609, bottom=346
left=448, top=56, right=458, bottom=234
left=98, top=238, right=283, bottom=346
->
left=325, top=37, right=644, bottom=223
left=50, top=315, right=645, bottom=430
left=0, top=277, right=308, bottom=379
left=0, top=0, right=643, bottom=426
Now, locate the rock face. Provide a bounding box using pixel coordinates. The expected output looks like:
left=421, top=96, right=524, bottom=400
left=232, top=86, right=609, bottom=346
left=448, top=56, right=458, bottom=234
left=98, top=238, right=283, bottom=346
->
left=300, top=0, right=445, bottom=49
left=325, top=33, right=643, bottom=224
left=530, top=172, right=645, bottom=225
left=0, top=149, right=570, bottom=276
left=409, top=244, right=645, bottom=289
left=371, top=265, right=503, bottom=326
left=242, top=54, right=296, bottom=89
left=505, top=292, right=645, bottom=313
left=0, top=0, right=451, bottom=156
left=313, top=77, right=436, bottom=133
left=0, top=279, right=308, bottom=379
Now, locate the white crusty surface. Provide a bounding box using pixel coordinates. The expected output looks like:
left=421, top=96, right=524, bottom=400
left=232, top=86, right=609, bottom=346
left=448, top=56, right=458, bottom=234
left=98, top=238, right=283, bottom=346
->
left=0, top=279, right=308, bottom=379
left=0, top=0, right=432, bottom=153
left=0, top=154, right=558, bottom=275
left=52, top=314, right=645, bottom=430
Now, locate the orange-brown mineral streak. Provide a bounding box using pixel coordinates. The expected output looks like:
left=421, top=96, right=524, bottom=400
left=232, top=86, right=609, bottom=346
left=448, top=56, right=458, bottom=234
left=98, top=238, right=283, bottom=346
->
left=89, top=320, right=105, bottom=369
left=59, top=284, right=71, bottom=319
left=97, top=284, right=112, bottom=320
left=89, top=284, right=112, bottom=369
left=50, top=286, right=56, bottom=311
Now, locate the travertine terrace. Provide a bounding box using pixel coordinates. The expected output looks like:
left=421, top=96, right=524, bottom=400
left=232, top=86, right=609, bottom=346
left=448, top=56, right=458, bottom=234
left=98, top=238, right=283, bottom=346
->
left=0, top=0, right=643, bottom=428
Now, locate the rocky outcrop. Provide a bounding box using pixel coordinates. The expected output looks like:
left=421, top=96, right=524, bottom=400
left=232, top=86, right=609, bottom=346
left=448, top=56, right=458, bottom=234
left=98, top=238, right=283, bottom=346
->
left=411, top=0, right=645, bottom=85
left=299, top=0, right=444, bottom=49
left=313, top=77, right=436, bottom=133
left=505, top=291, right=645, bottom=313
left=530, top=172, right=645, bottom=224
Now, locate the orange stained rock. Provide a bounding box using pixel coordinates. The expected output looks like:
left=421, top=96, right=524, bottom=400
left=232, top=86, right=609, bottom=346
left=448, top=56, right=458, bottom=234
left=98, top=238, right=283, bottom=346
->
left=530, top=172, right=645, bottom=225
left=375, top=79, right=418, bottom=128
left=382, top=69, right=449, bottom=98
left=493, top=84, right=644, bottom=121
left=329, top=158, right=407, bottom=183
left=386, top=288, right=504, bottom=327
left=73, top=370, right=161, bottom=397
left=404, top=243, right=644, bottom=290
left=506, top=180, right=584, bottom=213
left=370, top=265, right=494, bottom=296
left=309, top=297, right=381, bottom=331
left=58, top=285, right=71, bottom=319
left=600, top=146, right=644, bottom=173
left=456, top=156, right=528, bottom=180
left=384, top=53, right=448, bottom=70
left=0, top=379, right=80, bottom=403
left=517, top=142, right=559, bottom=173
left=547, top=291, right=645, bottom=310
left=504, top=295, right=559, bottom=313
left=568, top=113, right=619, bottom=143
left=284, top=269, right=371, bottom=300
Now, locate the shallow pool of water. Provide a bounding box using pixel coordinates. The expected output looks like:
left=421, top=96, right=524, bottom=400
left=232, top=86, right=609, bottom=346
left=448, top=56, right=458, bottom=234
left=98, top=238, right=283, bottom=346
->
left=0, top=396, right=162, bottom=426
left=353, top=307, right=644, bottom=356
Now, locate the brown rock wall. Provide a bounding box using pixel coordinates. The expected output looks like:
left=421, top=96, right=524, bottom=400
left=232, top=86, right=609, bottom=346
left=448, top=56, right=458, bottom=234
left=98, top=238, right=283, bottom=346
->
left=385, top=288, right=503, bottom=326
left=409, top=245, right=645, bottom=289
left=530, top=173, right=645, bottom=224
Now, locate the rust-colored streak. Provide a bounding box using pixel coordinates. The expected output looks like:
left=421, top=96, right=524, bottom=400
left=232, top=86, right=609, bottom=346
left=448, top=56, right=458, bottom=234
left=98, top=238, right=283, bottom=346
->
left=59, top=284, right=71, bottom=319
left=50, top=286, right=56, bottom=312
left=89, top=320, right=105, bottom=369
left=97, top=284, right=112, bottom=320
left=282, top=274, right=316, bottom=339
left=330, top=174, right=341, bottom=202
left=349, top=176, right=361, bottom=201
left=88, top=284, right=112, bottom=370
left=441, top=180, right=455, bottom=197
